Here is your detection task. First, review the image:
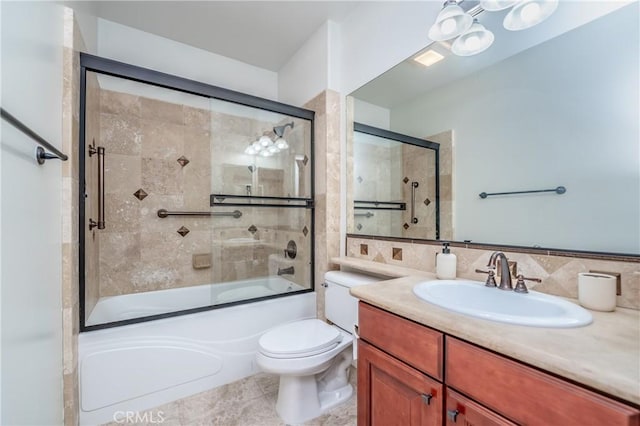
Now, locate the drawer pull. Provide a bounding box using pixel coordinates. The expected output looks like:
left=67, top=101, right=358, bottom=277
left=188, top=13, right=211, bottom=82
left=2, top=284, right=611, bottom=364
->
left=447, top=409, right=460, bottom=422
left=421, top=393, right=433, bottom=405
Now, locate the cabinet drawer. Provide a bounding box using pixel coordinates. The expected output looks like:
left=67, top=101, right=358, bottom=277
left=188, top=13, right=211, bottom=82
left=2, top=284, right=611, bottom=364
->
left=446, top=337, right=640, bottom=426
left=359, top=302, right=443, bottom=380
left=445, top=388, right=516, bottom=426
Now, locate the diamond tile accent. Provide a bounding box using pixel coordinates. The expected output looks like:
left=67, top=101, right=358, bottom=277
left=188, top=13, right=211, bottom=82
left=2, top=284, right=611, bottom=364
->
left=302, top=226, right=309, bottom=237
left=403, top=177, right=409, bottom=184
left=357, top=176, right=363, bottom=184
left=133, top=189, right=148, bottom=201
left=360, top=244, right=368, bottom=255
left=424, top=198, right=431, bottom=206
left=177, top=226, right=190, bottom=237
left=248, top=225, right=258, bottom=235
left=403, top=223, right=410, bottom=230
left=356, top=224, right=363, bottom=231
left=177, top=156, right=190, bottom=167
left=248, top=165, right=255, bottom=173
left=392, top=247, right=403, bottom=261
left=302, top=155, right=309, bottom=166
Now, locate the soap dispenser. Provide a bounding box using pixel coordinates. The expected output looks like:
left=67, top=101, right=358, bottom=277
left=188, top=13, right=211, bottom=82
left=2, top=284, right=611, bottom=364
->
left=436, top=242, right=457, bottom=279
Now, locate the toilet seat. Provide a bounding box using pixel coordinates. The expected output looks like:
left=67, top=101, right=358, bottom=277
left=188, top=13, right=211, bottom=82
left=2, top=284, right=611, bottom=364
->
left=259, top=319, right=343, bottom=359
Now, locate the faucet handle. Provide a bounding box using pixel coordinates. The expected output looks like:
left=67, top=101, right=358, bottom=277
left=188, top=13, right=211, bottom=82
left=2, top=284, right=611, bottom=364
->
left=514, top=274, right=542, bottom=293
left=475, top=268, right=497, bottom=288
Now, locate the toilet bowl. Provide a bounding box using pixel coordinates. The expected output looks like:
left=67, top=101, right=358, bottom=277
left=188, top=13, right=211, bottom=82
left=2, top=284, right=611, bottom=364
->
left=256, top=271, right=382, bottom=425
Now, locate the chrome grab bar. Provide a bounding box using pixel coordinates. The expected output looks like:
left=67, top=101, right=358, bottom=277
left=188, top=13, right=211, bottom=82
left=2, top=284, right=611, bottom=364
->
left=88, top=142, right=105, bottom=230
left=157, top=209, right=242, bottom=219
left=411, top=181, right=419, bottom=224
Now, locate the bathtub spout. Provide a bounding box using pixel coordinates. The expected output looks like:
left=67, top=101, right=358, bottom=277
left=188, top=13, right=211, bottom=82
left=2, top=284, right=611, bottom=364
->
left=277, top=266, right=295, bottom=276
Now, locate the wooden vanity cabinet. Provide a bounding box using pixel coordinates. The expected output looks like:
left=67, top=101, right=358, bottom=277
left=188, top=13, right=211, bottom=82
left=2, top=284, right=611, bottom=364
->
left=446, top=337, right=640, bottom=426
left=357, top=302, right=640, bottom=426
left=358, top=302, right=444, bottom=426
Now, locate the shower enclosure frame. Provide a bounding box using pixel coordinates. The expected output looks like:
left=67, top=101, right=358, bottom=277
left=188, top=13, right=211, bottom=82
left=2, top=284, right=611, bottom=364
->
left=79, top=53, right=315, bottom=332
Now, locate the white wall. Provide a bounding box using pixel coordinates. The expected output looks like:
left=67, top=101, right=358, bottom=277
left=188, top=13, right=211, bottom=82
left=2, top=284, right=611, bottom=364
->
left=97, top=19, right=278, bottom=100
left=391, top=5, right=639, bottom=253
left=353, top=99, right=390, bottom=129
left=339, top=1, right=442, bottom=96
left=0, top=2, right=65, bottom=424
left=278, top=21, right=331, bottom=106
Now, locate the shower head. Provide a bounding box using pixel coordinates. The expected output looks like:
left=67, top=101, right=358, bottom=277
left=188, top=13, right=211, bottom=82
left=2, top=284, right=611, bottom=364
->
left=273, top=121, right=294, bottom=138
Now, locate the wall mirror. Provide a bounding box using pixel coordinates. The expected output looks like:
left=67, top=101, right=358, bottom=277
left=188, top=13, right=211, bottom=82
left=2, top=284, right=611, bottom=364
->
left=348, top=2, right=639, bottom=255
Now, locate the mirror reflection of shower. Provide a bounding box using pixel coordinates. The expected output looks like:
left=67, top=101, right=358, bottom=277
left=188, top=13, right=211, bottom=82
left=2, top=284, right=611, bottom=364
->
left=352, top=123, right=440, bottom=240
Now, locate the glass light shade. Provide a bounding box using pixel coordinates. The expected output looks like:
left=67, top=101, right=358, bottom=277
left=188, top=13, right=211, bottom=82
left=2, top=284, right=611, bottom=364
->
left=503, top=0, right=558, bottom=31
left=252, top=141, right=263, bottom=152
left=268, top=145, right=280, bottom=154
left=452, top=20, right=494, bottom=56
left=244, top=145, right=256, bottom=155
left=275, top=137, right=289, bottom=150
left=260, top=150, right=272, bottom=157
left=259, top=135, right=273, bottom=147
left=479, top=0, right=519, bottom=11
left=428, top=1, right=473, bottom=41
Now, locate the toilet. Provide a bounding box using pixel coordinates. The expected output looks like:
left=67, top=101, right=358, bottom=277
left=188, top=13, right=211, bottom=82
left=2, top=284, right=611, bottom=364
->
left=256, top=271, right=381, bottom=424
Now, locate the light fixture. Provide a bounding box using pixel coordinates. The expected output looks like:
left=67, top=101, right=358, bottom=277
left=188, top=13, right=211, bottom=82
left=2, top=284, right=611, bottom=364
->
left=245, top=122, right=295, bottom=157
left=479, top=0, right=519, bottom=11
left=428, top=0, right=473, bottom=41
left=504, top=0, right=558, bottom=31
left=452, top=19, right=494, bottom=56
left=413, top=49, right=445, bottom=67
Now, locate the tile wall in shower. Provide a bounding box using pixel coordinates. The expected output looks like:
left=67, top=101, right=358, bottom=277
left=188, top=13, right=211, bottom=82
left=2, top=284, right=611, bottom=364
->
left=92, top=86, right=311, bottom=298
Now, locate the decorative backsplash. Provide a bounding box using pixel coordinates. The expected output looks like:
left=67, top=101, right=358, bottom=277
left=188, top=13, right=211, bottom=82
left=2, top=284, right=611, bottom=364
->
left=347, top=235, right=640, bottom=310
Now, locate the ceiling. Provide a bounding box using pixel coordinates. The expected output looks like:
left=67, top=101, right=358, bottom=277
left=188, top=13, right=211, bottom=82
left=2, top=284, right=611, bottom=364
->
left=352, top=1, right=633, bottom=108
left=65, top=1, right=361, bottom=71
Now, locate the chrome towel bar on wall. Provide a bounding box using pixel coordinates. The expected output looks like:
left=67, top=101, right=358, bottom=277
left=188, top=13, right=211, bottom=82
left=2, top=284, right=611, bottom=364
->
left=1, top=107, right=68, bottom=164
left=479, top=186, right=566, bottom=199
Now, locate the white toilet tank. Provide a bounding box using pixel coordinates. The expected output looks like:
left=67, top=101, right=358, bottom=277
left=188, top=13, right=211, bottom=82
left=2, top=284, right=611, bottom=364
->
left=324, top=271, right=382, bottom=333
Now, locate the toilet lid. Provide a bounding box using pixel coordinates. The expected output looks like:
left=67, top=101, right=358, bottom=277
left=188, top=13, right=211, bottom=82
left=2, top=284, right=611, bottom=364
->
left=259, top=319, right=343, bottom=358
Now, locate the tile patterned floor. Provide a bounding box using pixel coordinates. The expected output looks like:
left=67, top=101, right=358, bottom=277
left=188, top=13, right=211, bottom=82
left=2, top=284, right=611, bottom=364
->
left=104, top=368, right=357, bottom=426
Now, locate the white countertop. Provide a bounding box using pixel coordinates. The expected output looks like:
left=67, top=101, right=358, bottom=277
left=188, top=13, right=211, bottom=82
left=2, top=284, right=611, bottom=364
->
left=339, top=257, right=640, bottom=405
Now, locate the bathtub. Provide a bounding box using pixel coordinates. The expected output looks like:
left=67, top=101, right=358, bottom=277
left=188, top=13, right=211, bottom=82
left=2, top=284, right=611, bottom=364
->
left=79, top=277, right=315, bottom=425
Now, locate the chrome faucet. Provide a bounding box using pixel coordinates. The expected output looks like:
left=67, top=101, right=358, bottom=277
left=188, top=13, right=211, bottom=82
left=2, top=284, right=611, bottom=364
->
left=277, top=266, right=294, bottom=276
left=487, top=252, right=513, bottom=291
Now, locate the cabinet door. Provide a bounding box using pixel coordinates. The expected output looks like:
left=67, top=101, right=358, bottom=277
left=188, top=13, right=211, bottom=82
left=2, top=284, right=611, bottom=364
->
left=445, top=388, right=517, bottom=426
left=358, top=340, right=443, bottom=426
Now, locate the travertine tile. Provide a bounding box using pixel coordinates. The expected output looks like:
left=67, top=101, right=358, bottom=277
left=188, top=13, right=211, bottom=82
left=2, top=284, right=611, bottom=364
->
left=141, top=119, right=185, bottom=161
left=141, top=157, right=184, bottom=195
left=345, top=236, right=639, bottom=309
left=100, top=112, right=142, bottom=155
left=100, top=90, right=141, bottom=117
left=140, top=97, right=184, bottom=124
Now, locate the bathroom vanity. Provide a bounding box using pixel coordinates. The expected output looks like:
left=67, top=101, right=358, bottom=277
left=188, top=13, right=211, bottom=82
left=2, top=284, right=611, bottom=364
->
left=345, top=268, right=640, bottom=426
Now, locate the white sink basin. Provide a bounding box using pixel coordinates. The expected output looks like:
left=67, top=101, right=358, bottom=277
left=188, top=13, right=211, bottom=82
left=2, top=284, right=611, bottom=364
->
left=413, top=280, right=592, bottom=328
